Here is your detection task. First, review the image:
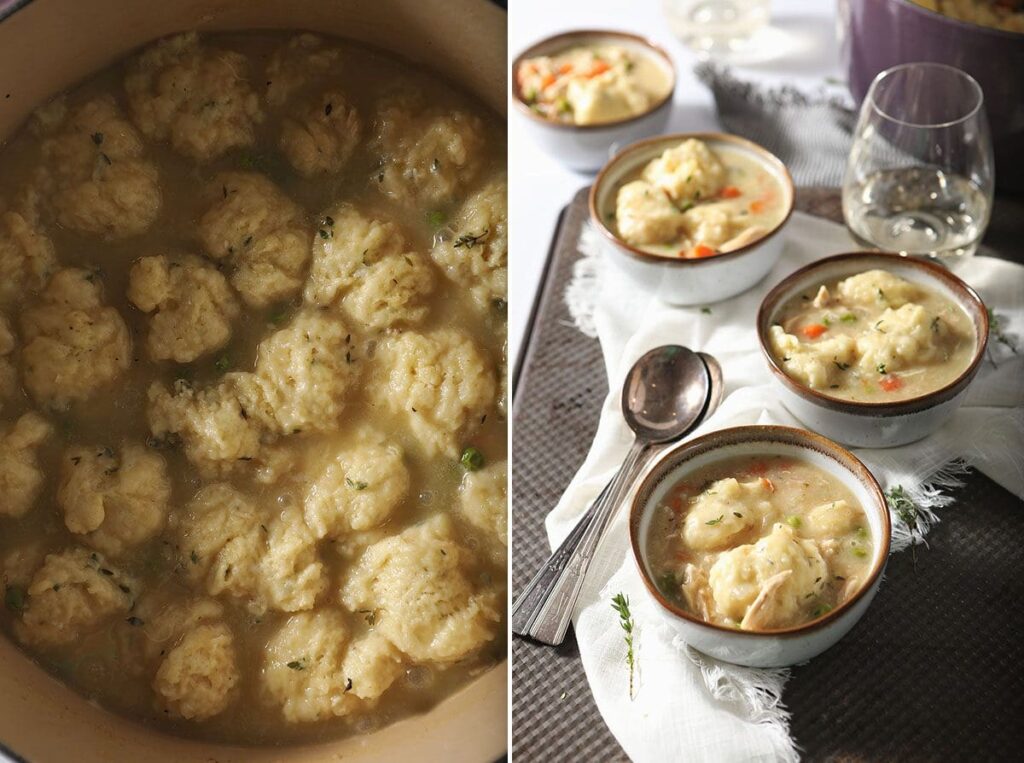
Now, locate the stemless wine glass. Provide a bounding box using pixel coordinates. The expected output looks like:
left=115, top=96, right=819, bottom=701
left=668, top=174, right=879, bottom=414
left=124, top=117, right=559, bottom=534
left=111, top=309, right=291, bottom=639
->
left=842, top=63, right=994, bottom=259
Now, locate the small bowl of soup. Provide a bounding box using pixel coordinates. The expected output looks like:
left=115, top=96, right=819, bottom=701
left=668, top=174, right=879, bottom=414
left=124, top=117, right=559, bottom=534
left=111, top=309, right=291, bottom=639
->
left=511, top=30, right=676, bottom=171
left=757, top=252, right=989, bottom=448
left=629, top=425, right=891, bottom=668
left=589, top=133, right=794, bottom=305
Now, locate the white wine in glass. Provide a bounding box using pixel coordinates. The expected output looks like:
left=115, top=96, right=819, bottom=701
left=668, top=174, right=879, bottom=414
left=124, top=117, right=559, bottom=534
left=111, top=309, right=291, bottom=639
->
left=842, top=63, right=994, bottom=259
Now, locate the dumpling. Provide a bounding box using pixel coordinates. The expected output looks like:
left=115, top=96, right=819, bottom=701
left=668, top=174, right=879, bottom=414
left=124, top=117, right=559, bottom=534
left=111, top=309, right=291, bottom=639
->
left=266, top=35, right=362, bottom=176
left=708, top=523, right=828, bottom=629
left=855, top=303, right=954, bottom=374
left=682, top=477, right=772, bottom=551
left=769, top=325, right=857, bottom=390
left=35, top=96, right=161, bottom=239
left=197, top=172, right=311, bottom=308
left=125, top=32, right=263, bottom=161
left=836, top=269, right=919, bottom=309
left=372, top=329, right=496, bottom=457
left=0, top=209, right=58, bottom=309
left=16, top=547, right=137, bottom=646
left=642, top=138, right=726, bottom=204
left=341, top=515, right=502, bottom=663
left=128, top=254, right=240, bottom=362
left=372, top=91, right=486, bottom=205
left=20, top=268, right=131, bottom=409
left=304, top=434, right=410, bottom=538
left=0, top=412, right=52, bottom=519
left=614, top=180, right=684, bottom=246
left=430, top=177, right=508, bottom=312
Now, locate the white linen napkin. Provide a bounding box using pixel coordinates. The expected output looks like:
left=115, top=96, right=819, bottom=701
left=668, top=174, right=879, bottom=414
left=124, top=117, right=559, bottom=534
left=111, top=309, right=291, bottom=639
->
left=547, top=211, right=1024, bottom=762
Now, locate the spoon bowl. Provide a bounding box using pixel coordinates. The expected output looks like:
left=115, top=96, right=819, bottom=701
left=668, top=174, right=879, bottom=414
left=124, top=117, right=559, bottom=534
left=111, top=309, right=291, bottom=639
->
left=512, top=344, right=715, bottom=645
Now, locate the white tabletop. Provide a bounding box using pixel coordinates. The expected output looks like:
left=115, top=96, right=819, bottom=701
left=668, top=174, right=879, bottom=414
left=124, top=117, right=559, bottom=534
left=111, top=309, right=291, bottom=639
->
left=508, top=0, right=842, bottom=364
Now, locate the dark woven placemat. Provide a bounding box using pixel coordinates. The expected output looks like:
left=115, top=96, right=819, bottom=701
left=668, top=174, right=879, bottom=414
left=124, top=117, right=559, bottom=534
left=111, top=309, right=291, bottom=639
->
left=511, top=188, right=1024, bottom=762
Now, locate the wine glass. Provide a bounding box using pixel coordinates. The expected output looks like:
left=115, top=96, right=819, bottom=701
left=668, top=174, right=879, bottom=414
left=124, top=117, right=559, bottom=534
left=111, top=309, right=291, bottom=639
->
left=842, top=63, right=994, bottom=259
left=661, top=0, right=771, bottom=60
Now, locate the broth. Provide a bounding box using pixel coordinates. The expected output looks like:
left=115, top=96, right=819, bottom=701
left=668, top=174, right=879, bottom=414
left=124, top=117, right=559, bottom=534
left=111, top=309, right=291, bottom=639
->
left=0, top=31, right=507, bottom=746
left=606, top=139, right=786, bottom=259
left=769, top=269, right=976, bottom=402
left=646, top=455, right=873, bottom=631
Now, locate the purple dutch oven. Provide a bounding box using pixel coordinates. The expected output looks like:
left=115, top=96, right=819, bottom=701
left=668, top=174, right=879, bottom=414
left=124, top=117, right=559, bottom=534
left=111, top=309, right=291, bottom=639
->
left=839, top=0, right=1024, bottom=193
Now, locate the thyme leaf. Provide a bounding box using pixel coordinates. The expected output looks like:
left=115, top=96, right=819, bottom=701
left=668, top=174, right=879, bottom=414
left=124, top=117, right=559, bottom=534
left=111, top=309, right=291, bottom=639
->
left=610, top=593, right=636, bottom=700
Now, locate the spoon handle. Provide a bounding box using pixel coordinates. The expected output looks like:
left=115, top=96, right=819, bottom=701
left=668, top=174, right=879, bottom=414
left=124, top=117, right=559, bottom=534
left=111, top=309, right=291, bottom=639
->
left=521, top=441, right=648, bottom=646
left=510, top=480, right=609, bottom=637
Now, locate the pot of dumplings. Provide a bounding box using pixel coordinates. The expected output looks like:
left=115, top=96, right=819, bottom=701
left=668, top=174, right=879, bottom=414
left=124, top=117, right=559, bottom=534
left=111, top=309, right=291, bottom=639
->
left=511, top=29, right=676, bottom=171
left=0, top=1, right=507, bottom=761
left=630, top=425, right=891, bottom=668
left=757, top=252, right=988, bottom=448
left=589, top=132, right=794, bottom=305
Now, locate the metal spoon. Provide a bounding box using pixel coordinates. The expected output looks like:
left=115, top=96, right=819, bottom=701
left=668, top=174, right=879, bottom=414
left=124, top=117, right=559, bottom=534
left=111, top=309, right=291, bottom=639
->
left=512, top=345, right=711, bottom=645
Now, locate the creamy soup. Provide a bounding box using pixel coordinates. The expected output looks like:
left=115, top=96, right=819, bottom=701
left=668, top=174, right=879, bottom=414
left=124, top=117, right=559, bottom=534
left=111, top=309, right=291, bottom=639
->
left=769, top=269, right=976, bottom=403
left=607, top=138, right=786, bottom=259
left=516, top=43, right=672, bottom=126
left=646, top=455, right=873, bottom=631
left=912, top=0, right=1024, bottom=33
left=0, top=31, right=507, bottom=745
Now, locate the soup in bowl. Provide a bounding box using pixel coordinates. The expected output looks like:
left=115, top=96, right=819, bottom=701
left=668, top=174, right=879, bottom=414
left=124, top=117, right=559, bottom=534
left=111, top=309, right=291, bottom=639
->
left=589, top=133, right=793, bottom=305
left=630, top=426, right=891, bottom=668
left=758, top=253, right=989, bottom=448
left=511, top=30, right=676, bottom=171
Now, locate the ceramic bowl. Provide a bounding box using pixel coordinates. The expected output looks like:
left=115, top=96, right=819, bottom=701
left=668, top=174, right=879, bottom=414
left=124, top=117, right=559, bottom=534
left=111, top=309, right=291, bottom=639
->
left=757, top=252, right=989, bottom=449
left=510, top=29, right=675, bottom=172
left=589, top=132, right=794, bottom=306
left=0, top=1, right=507, bottom=761
left=629, top=425, right=891, bottom=668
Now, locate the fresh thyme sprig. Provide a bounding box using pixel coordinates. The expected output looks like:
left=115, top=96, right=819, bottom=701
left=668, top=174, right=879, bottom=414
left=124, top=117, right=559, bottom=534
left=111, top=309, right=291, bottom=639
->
left=611, top=592, right=636, bottom=700
left=987, top=308, right=1019, bottom=367
left=887, top=484, right=921, bottom=569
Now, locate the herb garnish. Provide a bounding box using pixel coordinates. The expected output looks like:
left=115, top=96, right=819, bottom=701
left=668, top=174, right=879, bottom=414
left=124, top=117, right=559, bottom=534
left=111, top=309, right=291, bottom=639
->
left=987, top=307, right=1019, bottom=359
left=705, top=515, right=724, bottom=526
left=700, top=307, right=712, bottom=315
left=833, top=361, right=850, bottom=371
left=460, top=446, right=484, bottom=471
left=286, top=660, right=307, bottom=671
left=877, top=363, right=887, bottom=375
left=214, top=355, right=230, bottom=372
left=126, top=616, right=145, bottom=627
left=454, top=230, right=489, bottom=249
left=840, top=313, right=857, bottom=323
left=345, top=478, right=368, bottom=491
left=425, top=210, right=446, bottom=228
left=611, top=593, right=636, bottom=700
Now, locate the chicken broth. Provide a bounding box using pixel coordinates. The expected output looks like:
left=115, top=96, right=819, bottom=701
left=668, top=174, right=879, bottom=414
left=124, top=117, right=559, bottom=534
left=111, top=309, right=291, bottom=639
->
left=769, top=269, right=976, bottom=402
left=646, top=455, right=872, bottom=631
left=0, top=31, right=507, bottom=745
left=607, top=138, right=786, bottom=258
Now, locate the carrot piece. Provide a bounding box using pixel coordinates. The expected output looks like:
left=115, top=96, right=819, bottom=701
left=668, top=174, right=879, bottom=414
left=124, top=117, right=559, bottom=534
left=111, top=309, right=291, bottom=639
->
left=748, top=461, right=769, bottom=477
left=558, top=63, right=574, bottom=75
left=749, top=199, right=766, bottom=214
left=880, top=375, right=904, bottom=392
left=587, top=60, right=611, bottom=77
left=720, top=186, right=742, bottom=199
left=541, top=73, right=556, bottom=88
left=761, top=477, right=776, bottom=493
left=801, top=323, right=828, bottom=339
left=691, top=243, right=716, bottom=259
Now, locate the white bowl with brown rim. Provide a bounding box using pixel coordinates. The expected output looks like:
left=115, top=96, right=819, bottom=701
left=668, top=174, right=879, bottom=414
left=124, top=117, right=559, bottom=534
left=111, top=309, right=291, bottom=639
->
left=511, top=30, right=675, bottom=172
left=757, top=252, right=990, bottom=449
left=629, top=425, right=891, bottom=668
left=589, top=132, right=794, bottom=305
